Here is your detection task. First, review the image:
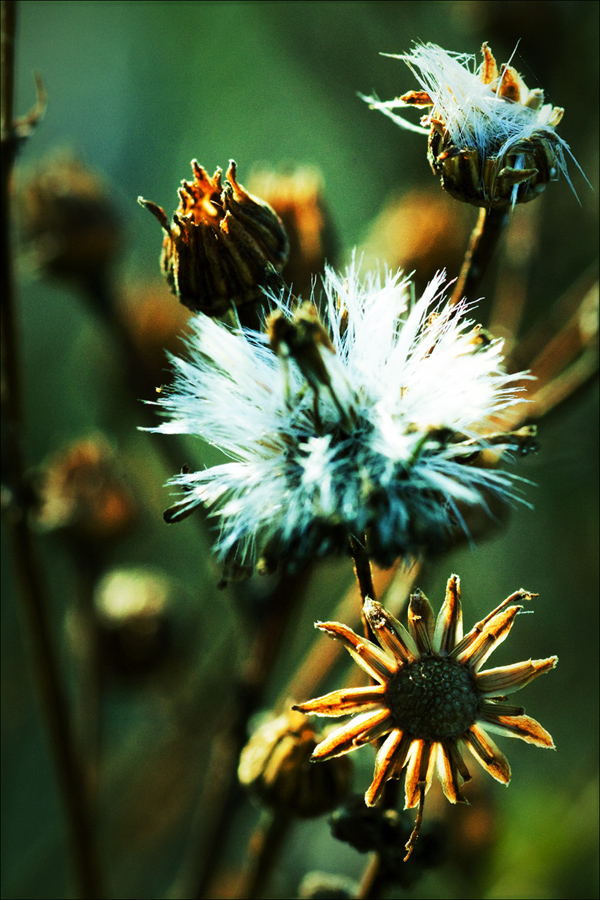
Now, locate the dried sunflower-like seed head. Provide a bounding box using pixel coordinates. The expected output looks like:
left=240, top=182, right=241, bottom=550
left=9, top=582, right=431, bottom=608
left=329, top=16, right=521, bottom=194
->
left=294, top=575, right=557, bottom=858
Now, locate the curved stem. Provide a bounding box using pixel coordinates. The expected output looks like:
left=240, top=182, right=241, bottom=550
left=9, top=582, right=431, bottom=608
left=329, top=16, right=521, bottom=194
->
left=450, top=206, right=509, bottom=307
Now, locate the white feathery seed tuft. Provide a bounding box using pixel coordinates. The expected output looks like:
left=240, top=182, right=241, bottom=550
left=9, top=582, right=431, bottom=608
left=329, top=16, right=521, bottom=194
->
left=149, top=258, right=533, bottom=573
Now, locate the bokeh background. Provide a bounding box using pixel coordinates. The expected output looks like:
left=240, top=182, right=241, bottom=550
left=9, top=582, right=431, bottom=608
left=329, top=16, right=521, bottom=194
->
left=2, top=2, right=598, bottom=898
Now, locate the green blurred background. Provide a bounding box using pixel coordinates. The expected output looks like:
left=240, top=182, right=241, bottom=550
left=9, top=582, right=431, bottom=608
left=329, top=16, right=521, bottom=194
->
left=2, top=2, right=598, bottom=898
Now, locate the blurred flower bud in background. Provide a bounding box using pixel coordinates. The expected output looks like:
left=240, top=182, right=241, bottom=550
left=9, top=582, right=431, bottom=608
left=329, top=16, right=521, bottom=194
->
left=36, top=434, right=137, bottom=550
left=238, top=708, right=352, bottom=818
left=358, top=187, right=471, bottom=293
left=92, top=567, right=175, bottom=681
left=19, top=152, right=122, bottom=286
left=248, top=166, right=339, bottom=299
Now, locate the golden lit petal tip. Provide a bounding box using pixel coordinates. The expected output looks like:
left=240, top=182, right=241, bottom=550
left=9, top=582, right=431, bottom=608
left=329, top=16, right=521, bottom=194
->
left=478, top=713, right=556, bottom=749
left=476, top=656, right=558, bottom=695
left=315, top=620, right=397, bottom=682
left=436, top=741, right=470, bottom=804
left=452, top=604, right=521, bottom=670
left=364, top=729, right=410, bottom=807
left=434, top=573, right=463, bottom=655
left=408, top=589, right=435, bottom=654
left=292, top=684, right=386, bottom=718
left=465, top=723, right=511, bottom=784
left=363, top=598, right=419, bottom=663
left=404, top=740, right=436, bottom=809
left=311, top=708, right=393, bottom=762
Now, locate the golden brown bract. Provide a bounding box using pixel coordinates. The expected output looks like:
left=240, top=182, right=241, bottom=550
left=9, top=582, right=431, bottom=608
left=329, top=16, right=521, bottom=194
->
left=139, top=160, right=289, bottom=315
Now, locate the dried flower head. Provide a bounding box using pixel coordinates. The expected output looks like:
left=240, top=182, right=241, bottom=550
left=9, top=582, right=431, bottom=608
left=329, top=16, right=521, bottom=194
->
left=20, top=152, right=122, bottom=283
left=238, top=709, right=351, bottom=817
left=138, top=160, right=289, bottom=316
left=36, top=435, right=137, bottom=547
left=248, top=166, right=338, bottom=298
left=294, top=575, right=557, bottom=858
left=151, top=260, right=536, bottom=576
left=362, top=43, right=584, bottom=208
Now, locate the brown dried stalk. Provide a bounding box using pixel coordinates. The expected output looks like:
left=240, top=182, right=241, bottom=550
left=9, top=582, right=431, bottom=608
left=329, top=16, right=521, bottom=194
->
left=1, top=2, right=104, bottom=895
left=450, top=206, right=509, bottom=306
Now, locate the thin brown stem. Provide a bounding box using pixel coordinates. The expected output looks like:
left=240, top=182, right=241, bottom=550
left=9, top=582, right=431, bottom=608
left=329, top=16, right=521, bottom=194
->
left=1, top=1, right=15, bottom=135
left=1, top=5, right=104, bottom=895
left=404, top=785, right=426, bottom=862
left=235, top=808, right=293, bottom=900
left=355, top=853, right=382, bottom=900
left=174, top=569, right=310, bottom=899
left=450, top=205, right=509, bottom=307
left=349, top=534, right=377, bottom=640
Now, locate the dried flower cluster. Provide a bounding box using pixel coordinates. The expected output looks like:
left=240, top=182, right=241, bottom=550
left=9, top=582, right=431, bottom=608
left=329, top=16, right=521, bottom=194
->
left=139, top=160, right=289, bottom=315
left=139, top=35, right=573, bottom=874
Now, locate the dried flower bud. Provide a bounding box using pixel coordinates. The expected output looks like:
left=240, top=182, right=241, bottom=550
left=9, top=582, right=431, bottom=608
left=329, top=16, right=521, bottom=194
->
left=298, top=871, right=358, bottom=899
left=92, top=567, right=174, bottom=679
left=359, top=187, right=471, bottom=291
left=19, top=152, right=122, bottom=282
left=238, top=709, right=351, bottom=818
left=36, top=435, right=137, bottom=548
left=248, top=167, right=338, bottom=298
left=138, top=160, right=289, bottom=316
left=363, top=43, right=583, bottom=209
left=267, top=302, right=336, bottom=391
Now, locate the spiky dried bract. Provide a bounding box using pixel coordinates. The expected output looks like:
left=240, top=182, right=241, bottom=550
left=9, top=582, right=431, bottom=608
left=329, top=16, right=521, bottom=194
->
left=294, top=576, right=557, bottom=856
left=138, top=160, right=289, bottom=315
left=150, top=260, right=535, bottom=576
left=362, top=43, right=583, bottom=208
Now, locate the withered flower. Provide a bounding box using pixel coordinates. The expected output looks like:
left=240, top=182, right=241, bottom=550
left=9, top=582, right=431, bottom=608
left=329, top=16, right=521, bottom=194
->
left=36, top=435, right=137, bottom=548
left=138, top=160, right=289, bottom=316
left=238, top=709, right=351, bottom=818
left=248, top=167, right=338, bottom=298
left=362, top=43, right=585, bottom=208
left=20, top=152, right=122, bottom=283
left=294, top=575, right=557, bottom=858
left=150, top=261, right=535, bottom=576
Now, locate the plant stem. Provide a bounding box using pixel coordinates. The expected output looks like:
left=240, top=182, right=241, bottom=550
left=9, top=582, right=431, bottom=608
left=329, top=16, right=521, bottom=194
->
left=349, top=534, right=376, bottom=640
left=236, top=808, right=292, bottom=900
left=450, top=205, right=509, bottom=307
left=173, top=570, right=310, bottom=898
left=1, top=6, right=104, bottom=894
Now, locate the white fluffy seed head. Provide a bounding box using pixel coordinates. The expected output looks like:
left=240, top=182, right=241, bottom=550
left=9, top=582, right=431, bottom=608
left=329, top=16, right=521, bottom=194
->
left=149, top=258, right=533, bottom=573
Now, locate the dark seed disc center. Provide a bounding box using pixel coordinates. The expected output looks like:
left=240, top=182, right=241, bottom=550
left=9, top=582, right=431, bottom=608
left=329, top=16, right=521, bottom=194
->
left=385, top=656, right=480, bottom=740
